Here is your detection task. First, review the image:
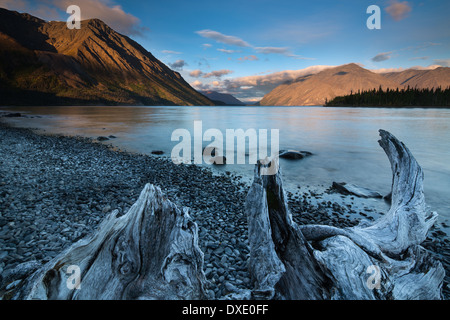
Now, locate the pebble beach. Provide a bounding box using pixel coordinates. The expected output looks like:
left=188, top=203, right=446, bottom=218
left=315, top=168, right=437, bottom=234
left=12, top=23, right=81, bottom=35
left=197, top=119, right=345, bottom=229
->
left=0, top=121, right=448, bottom=299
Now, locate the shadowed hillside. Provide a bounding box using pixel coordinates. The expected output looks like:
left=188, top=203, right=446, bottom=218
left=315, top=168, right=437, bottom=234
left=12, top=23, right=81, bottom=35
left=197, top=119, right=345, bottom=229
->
left=259, top=63, right=450, bottom=106
left=0, top=8, right=213, bottom=106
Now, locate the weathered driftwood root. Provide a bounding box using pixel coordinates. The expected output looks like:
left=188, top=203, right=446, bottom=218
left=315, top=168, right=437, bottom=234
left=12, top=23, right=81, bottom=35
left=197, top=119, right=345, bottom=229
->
left=9, top=184, right=209, bottom=300
left=245, top=157, right=331, bottom=299
left=246, top=129, right=444, bottom=300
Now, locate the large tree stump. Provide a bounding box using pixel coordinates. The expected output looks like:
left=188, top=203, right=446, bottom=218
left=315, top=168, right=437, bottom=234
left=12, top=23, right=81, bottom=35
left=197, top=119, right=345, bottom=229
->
left=245, top=130, right=445, bottom=300
left=9, top=184, right=209, bottom=300
left=245, top=158, right=330, bottom=299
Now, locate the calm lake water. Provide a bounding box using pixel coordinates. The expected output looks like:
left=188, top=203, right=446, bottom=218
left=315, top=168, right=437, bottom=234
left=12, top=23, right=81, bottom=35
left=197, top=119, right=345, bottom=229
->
left=2, top=105, right=450, bottom=230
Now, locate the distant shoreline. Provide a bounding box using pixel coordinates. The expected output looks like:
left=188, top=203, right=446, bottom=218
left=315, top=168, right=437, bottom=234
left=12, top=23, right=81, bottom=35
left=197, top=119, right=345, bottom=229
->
left=323, top=105, right=450, bottom=108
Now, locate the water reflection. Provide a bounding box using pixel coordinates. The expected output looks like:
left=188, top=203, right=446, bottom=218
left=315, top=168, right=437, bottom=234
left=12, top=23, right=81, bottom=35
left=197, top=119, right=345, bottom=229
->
left=2, top=105, right=449, bottom=225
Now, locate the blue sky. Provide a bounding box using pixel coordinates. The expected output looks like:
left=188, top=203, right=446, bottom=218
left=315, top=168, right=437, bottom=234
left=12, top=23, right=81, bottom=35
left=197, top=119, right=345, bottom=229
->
left=1, top=0, right=449, bottom=101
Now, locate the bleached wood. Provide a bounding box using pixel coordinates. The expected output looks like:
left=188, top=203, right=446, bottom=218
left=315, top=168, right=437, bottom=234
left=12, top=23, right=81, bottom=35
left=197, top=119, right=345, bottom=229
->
left=245, top=130, right=444, bottom=300
left=11, top=184, right=209, bottom=300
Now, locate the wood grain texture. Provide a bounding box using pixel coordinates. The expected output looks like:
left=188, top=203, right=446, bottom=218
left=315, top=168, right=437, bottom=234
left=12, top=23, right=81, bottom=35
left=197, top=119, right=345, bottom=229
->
left=245, top=130, right=444, bottom=300
left=12, top=184, right=209, bottom=300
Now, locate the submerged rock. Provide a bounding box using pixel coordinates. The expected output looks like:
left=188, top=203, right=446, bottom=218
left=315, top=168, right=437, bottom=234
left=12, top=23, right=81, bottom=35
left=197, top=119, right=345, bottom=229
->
left=2, top=113, right=22, bottom=118
left=332, top=182, right=383, bottom=198
left=279, top=150, right=313, bottom=160
left=210, top=156, right=226, bottom=165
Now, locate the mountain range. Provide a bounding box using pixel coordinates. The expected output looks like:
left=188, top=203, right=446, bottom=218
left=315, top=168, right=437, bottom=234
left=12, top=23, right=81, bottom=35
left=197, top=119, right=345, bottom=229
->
left=199, top=90, right=244, bottom=105
left=259, top=63, right=450, bottom=106
left=0, top=8, right=213, bottom=106
left=1, top=8, right=449, bottom=107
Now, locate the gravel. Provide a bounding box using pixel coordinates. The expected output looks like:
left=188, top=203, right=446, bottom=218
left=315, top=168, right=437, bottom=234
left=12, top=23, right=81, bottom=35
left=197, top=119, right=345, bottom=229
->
left=0, top=121, right=448, bottom=299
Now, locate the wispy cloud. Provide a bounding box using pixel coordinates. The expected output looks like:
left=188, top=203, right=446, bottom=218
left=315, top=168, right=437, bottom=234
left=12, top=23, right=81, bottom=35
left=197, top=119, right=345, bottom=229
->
left=216, top=65, right=335, bottom=101
left=162, top=50, right=182, bottom=54
left=385, top=1, right=412, bottom=21
left=190, top=80, right=210, bottom=91
left=196, top=30, right=251, bottom=47
left=195, top=29, right=309, bottom=59
left=370, top=65, right=440, bottom=73
left=408, top=56, right=428, bottom=61
left=255, top=47, right=314, bottom=60
left=255, top=47, right=290, bottom=55
left=189, top=69, right=203, bottom=78
left=189, top=69, right=234, bottom=79
left=372, top=52, right=393, bottom=62
left=168, top=59, right=187, bottom=70
left=238, top=55, right=259, bottom=61
left=190, top=79, right=222, bottom=91
left=371, top=42, right=441, bottom=63
left=202, top=69, right=233, bottom=79
left=217, top=49, right=240, bottom=54
left=0, top=0, right=148, bottom=36
left=434, top=59, right=450, bottom=67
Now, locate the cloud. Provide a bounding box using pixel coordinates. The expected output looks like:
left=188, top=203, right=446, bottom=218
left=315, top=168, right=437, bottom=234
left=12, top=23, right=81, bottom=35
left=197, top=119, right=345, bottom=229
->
left=190, top=80, right=211, bottom=91
left=385, top=1, right=412, bottom=21
left=191, top=65, right=337, bottom=101
left=371, top=42, right=441, bottom=64
left=168, top=59, right=187, bottom=70
left=202, top=69, right=233, bottom=79
left=162, top=50, right=182, bottom=54
left=0, top=0, right=28, bottom=11
left=217, top=49, right=239, bottom=54
left=408, top=56, right=428, bottom=61
left=434, top=59, right=450, bottom=67
left=255, top=47, right=291, bottom=55
left=238, top=55, right=259, bottom=61
left=371, top=52, right=393, bottom=62
left=196, top=30, right=251, bottom=47
left=1, top=0, right=147, bottom=36
left=225, top=65, right=333, bottom=87
left=254, top=47, right=314, bottom=59
left=202, top=43, right=213, bottom=49
left=370, top=65, right=441, bottom=73
left=195, top=29, right=310, bottom=59
left=217, top=65, right=335, bottom=100
left=189, top=69, right=203, bottom=78
left=58, top=0, right=148, bottom=36
left=0, top=0, right=61, bottom=20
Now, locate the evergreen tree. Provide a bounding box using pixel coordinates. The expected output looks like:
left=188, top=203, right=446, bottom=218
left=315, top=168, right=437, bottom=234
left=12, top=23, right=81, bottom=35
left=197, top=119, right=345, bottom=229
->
left=325, top=87, right=450, bottom=107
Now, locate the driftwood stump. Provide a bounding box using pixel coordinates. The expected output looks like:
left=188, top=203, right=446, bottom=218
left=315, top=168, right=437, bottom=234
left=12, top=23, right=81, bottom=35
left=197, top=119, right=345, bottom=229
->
left=245, top=129, right=444, bottom=300
left=8, top=184, right=209, bottom=300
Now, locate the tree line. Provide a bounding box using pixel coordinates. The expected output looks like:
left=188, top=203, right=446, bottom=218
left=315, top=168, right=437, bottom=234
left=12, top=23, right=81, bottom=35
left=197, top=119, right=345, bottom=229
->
left=325, top=86, right=450, bottom=107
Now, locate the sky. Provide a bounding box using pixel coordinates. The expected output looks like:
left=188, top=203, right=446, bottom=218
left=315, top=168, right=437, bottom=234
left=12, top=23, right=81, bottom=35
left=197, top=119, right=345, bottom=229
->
left=1, top=0, right=449, bottom=102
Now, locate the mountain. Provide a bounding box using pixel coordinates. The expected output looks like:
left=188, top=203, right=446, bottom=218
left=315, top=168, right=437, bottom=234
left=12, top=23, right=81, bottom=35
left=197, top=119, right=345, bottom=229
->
left=259, top=63, right=401, bottom=106
left=381, top=67, right=450, bottom=89
left=199, top=90, right=244, bottom=105
left=0, top=8, right=213, bottom=106
left=259, top=63, right=450, bottom=106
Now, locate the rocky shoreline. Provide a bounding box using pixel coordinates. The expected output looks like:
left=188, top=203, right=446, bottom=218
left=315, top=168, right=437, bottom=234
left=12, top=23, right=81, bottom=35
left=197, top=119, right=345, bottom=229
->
left=0, top=121, right=449, bottom=299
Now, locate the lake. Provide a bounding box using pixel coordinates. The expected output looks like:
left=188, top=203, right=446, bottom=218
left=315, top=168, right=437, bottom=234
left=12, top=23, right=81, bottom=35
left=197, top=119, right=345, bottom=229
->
left=2, top=105, right=449, bottom=231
